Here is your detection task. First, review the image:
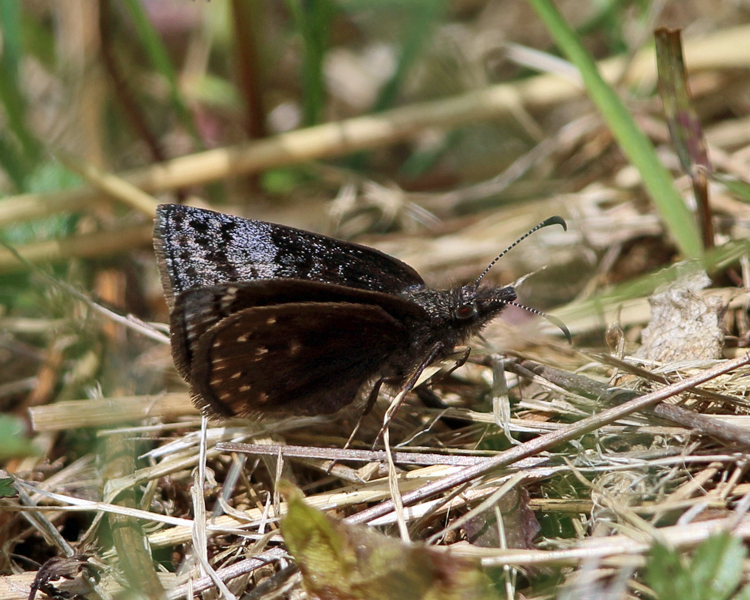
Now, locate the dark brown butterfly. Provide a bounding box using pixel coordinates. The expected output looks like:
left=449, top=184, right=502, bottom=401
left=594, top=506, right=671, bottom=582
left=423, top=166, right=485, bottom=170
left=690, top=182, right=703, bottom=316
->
left=154, top=204, right=568, bottom=418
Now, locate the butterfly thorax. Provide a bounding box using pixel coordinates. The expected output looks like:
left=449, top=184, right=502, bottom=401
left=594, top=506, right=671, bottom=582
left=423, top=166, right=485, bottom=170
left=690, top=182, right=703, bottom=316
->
left=399, top=284, right=517, bottom=357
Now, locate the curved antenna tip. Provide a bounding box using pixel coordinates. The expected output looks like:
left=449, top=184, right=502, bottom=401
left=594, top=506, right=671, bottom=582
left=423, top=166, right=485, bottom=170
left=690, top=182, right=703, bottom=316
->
left=543, top=215, right=567, bottom=231
left=546, top=313, right=572, bottom=344
left=473, top=215, right=569, bottom=288
left=506, top=301, right=572, bottom=344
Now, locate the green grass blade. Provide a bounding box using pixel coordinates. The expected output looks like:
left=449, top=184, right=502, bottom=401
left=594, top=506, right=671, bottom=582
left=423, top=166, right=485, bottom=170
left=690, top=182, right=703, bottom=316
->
left=287, top=0, right=334, bottom=126
left=120, top=0, right=203, bottom=147
left=526, top=0, right=702, bottom=258
left=372, top=0, right=446, bottom=113
left=0, top=132, right=28, bottom=190
left=0, top=1, right=41, bottom=175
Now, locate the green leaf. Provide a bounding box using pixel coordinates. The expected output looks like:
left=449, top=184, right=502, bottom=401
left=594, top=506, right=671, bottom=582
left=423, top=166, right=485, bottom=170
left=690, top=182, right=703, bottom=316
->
left=279, top=481, right=499, bottom=600
left=0, top=477, right=17, bottom=498
left=647, top=542, right=694, bottom=600
left=371, top=0, right=447, bottom=114
left=286, top=0, right=335, bottom=126
left=0, top=415, right=38, bottom=459
left=260, top=167, right=310, bottom=195
left=646, top=534, right=746, bottom=600
left=191, top=74, right=242, bottom=111
left=120, top=0, right=203, bottom=147
left=690, top=532, right=745, bottom=600
left=0, top=1, right=41, bottom=168
left=713, top=173, right=750, bottom=204
left=0, top=131, right=28, bottom=191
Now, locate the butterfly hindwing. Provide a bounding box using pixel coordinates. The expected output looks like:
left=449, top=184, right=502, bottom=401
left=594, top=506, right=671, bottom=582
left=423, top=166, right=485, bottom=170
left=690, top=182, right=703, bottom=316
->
left=154, top=204, right=425, bottom=307
left=189, top=302, right=410, bottom=417
left=169, top=279, right=429, bottom=382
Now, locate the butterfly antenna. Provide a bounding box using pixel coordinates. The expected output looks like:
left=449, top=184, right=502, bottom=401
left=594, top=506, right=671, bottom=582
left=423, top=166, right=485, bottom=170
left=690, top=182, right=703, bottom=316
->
left=507, top=300, right=572, bottom=343
left=474, top=216, right=567, bottom=288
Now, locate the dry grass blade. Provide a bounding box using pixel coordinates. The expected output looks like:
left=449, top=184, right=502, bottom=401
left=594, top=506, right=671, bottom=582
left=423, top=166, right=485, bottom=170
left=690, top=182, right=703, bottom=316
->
left=217, top=442, right=489, bottom=466
left=655, top=27, right=714, bottom=248
left=513, top=359, right=750, bottom=446
left=0, top=224, right=153, bottom=275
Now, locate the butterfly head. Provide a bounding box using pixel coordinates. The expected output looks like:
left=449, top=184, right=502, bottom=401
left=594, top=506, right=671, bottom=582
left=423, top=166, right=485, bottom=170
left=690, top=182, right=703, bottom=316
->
left=450, top=214, right=571, bottom=341
left=453, top=284, right=517, bottom=325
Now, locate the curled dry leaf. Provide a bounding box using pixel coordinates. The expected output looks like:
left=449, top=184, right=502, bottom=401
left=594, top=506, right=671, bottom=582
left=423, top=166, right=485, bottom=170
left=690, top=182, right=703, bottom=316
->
left=464, top=487, right=539, bottom=550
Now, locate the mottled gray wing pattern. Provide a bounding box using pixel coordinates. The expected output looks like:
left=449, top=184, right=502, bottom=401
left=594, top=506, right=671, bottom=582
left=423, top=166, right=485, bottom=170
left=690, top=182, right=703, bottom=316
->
left=153, top=203, right=425, bottom=308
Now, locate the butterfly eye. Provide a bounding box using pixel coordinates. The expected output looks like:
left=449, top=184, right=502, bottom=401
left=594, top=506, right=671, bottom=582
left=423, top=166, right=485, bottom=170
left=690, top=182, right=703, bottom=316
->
left=455, top=304, right=476, bottom=320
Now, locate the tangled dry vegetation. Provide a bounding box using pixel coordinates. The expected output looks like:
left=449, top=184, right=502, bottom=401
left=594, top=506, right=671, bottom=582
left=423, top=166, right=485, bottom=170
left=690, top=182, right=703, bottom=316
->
left=2, top=2, right=750, bottom=599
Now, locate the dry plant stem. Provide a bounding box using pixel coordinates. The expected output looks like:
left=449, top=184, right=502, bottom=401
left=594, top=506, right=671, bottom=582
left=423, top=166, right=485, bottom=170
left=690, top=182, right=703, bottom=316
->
left=0, top=572, right=175, bottom=600
left=650, top=462, right=723, bottom=525
left=694, top=168, right=713, bottom=249
left=460, top=513, right=750, bottom=567
left=144, top=453, right=741, bottom=547
left=230, top=0, right=267, bottom=141
left=13, top=480, right=194, bottom=529
left=598, top=353, right=739, bottom=405
left=103, top=434, right=164, bottom=600
left=29, top=393, right=193, bottom=431
left=216, top=443, right=489, bottom=466
left=190, top=491, right=237, bottom=600
left=384, top=424, right=410, bottom=543
left=654, top=28, right=714, bottom=249
left=14, top=483, right=75, bottom=555
left=56, top=153, right=160, bottom=217
left=514, top=359, right=750, bottom=446
left=0, top=224, right=152, bottom=275
left=189, top=420, right=238, bottom=600
left=346, top=352, right=750, bottom=526
left=3, top=24, right=749, bottom=228
left=194, top=418, right=210, bottom=569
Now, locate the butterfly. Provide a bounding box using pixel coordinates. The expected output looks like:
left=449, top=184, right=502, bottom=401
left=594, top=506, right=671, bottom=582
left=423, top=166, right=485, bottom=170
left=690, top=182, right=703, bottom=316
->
left=153, top=203, right=568, bottom=418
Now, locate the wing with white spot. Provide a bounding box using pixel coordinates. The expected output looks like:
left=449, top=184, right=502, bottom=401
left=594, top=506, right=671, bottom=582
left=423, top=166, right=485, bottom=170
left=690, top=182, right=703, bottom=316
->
left=168, top=279, right=427, bottom=384
left=188, top=303, right=409, bottom=417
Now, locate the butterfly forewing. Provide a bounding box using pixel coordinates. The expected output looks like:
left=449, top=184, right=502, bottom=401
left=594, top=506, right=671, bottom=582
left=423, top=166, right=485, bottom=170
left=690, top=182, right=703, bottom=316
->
left=154, top=204, right=425, bottom=307
left=189, top=303, right=409, bottom=417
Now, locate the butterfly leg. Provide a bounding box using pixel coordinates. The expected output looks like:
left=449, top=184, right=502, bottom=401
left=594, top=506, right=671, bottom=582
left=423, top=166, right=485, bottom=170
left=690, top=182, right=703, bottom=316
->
left=363, top=377, right=385, bottom=416
left=441, top=346, right=471, bottom=378
left=372, top=342, right=445, bottom=449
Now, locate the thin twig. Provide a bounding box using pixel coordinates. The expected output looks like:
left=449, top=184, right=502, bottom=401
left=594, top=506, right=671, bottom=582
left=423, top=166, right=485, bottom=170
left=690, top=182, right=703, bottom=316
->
left=217, top=442, right=490, bottom=466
